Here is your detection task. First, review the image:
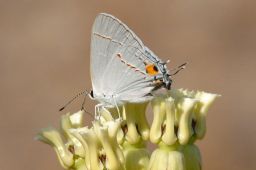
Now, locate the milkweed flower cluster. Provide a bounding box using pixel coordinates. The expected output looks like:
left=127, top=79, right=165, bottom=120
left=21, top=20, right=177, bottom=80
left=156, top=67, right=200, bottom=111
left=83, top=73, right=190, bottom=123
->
left=37, top=89, right=219, bottom=170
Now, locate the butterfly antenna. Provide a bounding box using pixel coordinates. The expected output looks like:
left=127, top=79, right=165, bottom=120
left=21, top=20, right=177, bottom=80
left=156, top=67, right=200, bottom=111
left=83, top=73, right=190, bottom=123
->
left=59, top=90, right=89, bottom=111
left=170, top=62, right=188, bottom=76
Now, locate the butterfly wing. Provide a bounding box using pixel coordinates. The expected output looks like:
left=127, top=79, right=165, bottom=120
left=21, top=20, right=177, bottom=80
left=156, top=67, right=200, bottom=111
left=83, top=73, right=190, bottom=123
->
left=90, top=13, right=163, bottom=104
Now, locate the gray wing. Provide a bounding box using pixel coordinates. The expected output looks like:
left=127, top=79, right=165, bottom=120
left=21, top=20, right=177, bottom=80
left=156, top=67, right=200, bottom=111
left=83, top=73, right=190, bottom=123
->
left=90, top=13, right=158, bottom=103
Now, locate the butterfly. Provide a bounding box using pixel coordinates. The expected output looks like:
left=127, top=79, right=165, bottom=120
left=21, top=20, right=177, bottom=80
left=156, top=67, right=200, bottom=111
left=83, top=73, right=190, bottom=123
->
left=60, top=13, right=186, bottom=115
left=89, top=13, right=172, bottom=110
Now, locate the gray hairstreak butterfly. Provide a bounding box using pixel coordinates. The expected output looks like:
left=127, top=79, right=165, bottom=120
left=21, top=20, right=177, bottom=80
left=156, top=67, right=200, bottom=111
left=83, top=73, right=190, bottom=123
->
left=60, top=13, right=186, bottom=115
left=89, top=13, right=172, bottom=107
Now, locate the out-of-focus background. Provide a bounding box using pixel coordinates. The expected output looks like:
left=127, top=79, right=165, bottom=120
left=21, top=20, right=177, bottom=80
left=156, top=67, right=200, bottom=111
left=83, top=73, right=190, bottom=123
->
left=1, top=0, right=255, bottom=169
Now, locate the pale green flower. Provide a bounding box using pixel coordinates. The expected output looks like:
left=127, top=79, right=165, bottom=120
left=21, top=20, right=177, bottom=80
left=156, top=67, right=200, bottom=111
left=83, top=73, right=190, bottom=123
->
left=37, top=89, right=219, bottom=170
left=36, top=128, right=74, bottom=168
left=96, top=102, right=151, bottom=170
left=118, top=102, right=150, bottom=170
left=148, top=147, right=185, bottom=170
left=148, top=89, right=219, bottom=170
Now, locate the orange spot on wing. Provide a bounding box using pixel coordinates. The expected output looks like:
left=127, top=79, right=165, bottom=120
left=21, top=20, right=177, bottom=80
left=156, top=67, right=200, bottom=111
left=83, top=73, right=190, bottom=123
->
left=146, top=64, right=159, bottom=76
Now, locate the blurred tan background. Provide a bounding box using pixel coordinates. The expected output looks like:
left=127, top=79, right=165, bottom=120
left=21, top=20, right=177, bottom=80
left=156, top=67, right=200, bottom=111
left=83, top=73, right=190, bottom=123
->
left=1, top=0, right=256, bottom=169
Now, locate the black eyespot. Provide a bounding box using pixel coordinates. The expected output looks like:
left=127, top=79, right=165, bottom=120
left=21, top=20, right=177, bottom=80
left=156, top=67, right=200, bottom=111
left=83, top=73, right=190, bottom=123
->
left=153, top=65, right=158, bottom=72
left=90, top=90, right=94, bottom=98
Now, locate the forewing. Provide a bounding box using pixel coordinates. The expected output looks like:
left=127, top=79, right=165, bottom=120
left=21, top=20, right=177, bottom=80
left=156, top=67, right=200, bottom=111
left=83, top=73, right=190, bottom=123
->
left=90, top=13, right=156, bottom=99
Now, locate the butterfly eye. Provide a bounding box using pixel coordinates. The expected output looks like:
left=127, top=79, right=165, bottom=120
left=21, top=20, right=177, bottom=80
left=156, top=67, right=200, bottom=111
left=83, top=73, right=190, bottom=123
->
left=146, top=64, right=159, bottom=76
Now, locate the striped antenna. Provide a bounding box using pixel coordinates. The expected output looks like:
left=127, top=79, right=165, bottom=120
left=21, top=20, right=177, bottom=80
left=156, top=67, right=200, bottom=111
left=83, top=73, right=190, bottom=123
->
left=170, top=62, right=188, bottom=76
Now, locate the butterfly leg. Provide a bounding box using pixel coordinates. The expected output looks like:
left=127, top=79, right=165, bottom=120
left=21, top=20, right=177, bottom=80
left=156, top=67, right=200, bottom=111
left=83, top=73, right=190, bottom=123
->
left=94, top=103, right=102, bottom=119
left=95, top=103, right=113, bottom=120
left=113, top=97, right=121, bottom=119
